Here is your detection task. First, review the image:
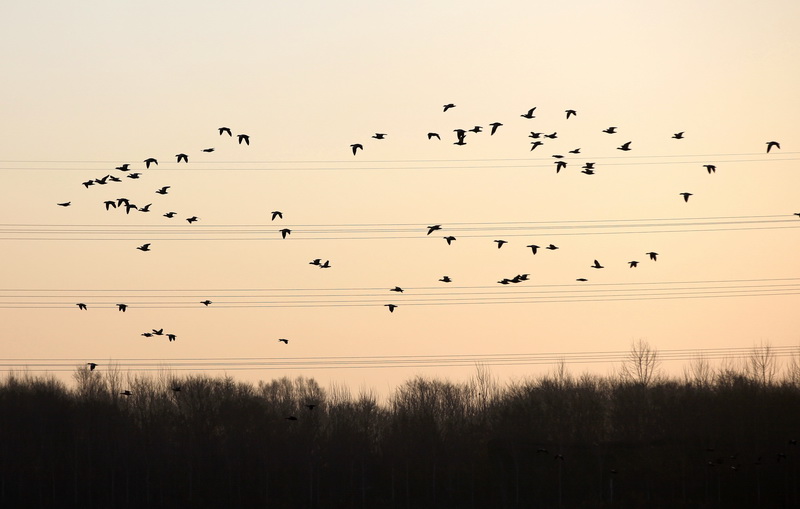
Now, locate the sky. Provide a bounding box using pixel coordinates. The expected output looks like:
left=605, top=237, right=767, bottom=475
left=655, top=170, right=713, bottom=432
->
left=1, top=1, right=799, bottom=396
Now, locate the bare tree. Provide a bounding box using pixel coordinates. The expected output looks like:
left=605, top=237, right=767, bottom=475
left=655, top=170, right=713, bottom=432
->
left=619, top=339, right=660, bottom=386
left=747, top=341, right=778, bottom=386
left=683, top=354, right=712, bottom=387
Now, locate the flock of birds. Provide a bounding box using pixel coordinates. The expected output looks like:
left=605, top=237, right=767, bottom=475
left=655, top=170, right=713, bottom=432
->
left=59, top=103, right=786, bottom=407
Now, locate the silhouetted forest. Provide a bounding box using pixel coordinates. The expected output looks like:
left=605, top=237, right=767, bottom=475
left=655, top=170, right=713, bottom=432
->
left=2, top=345, right=800, bottom=508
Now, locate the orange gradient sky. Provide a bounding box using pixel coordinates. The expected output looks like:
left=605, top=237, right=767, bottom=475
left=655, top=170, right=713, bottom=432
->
left=1, top=1, right=799, bottom=395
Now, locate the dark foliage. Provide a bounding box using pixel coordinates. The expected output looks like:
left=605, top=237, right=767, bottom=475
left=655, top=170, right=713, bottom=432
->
left=1, top=364, right=799, bottom=508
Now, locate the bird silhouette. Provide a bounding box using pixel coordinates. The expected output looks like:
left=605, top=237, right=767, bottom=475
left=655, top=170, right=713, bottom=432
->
left=238, top=134, right=250, bottom=145
left=120, top=390, right=132, bottom=396
left=280, top=228, right=291, bottom=239
left=443, top=103, right=455, bottom=112
left=138, top=203, right=152, bottom=213
left=137, top=243, right=151, bottom=252
left=546, top=244, right=559, bottom=250
left=87, top=362, right=97, bottom=370
left=529, top=132, right=543, bottom=139
left=57, top=202, right=71, bottom=207
left=489, top=122, right=503, bottom=135
left=141, top=332, right=152, bottom=337
left=77, top=303, right=87, bottom=310
left=576, top=278, right=588, bottom=282
left=427, top=224, right=442, bottom=235
left=527, top=244, right=540, bottom=255
left=646, top=251, right=658, bottom=261
left=766, top=141, right=780, bottom=153
left=117, top=197, right=129, bottom=207
left=278, top=338, right=289, bottom=344
left=104, top=201, right=116, bottom=210
left=305, top=404, right=316, bottom=410
left=200, top=300, right=212, bottom=306
left=565, top=109, right=577, bottom=119
left=319, top=260, right=331, bottom=268
left=125, top=203, right=138, bottom=214
left=82, top=180, right=95, bottom=188
left=186, top=216, right=199, bottom=224
left=569, top=148, right=581, bottom=154
left=617, top=141, right=632, bottom=151
left=469, top=126, right=482, bottom=133
left=390, top=286, right=404, bottom=293
left=117, top=304, right=128, bottom=312
left=202, top=148, right=215, bottom=152
left=552, top=154, right=564, bottom=159
left=498, top=279, right=511, bottom=285
left=555, top=161, right=567, bottom=173
left=163, top=212, right=176, bottom=218
left=582, top=162, right=596, bottom=169
left=591, top=259, right=604, bottom=269
left=544, top=132, right=558, bottom=139
left=115, top=164, right=130, bottom=171
left=530, top=141, right=544, bottom=151
left=126, top=173, right=142, bottom=179
left=167, top=334, right=176, bottom=342
left=372, top=133, right=387, bottom=139
left=454, top=129, right=467, bottom=142
left=521, top=107, right=536, bottom=119
left=385, top=304, right=397, bottom=312
left=672, top=132, right=685, bottom=139
left=444, top=236, right=456, bottom=245
left=629, top=261, right=639, bottom=268
left=156, top=186, right=170, bottom=195
left=171, top=386, right=181, bottom=392
left=679, top=192, right=693, bottom=202
left=581, top=169, right=595, bottom=175
left=309, top=258, right=321, bottom=266
left=439, top=276, right=452, bottom=283
left=704, top=164, right=716, bottom=174
left=427, top=132, right=440, bottom=140
left=176, top=153, right=188, bottom=163
left=271, top=211, right=283, bottom=220
left=108, top=175, right=121, bottom=182
left=603, top=127, right=617, bottom=134
left=144, top=158, right=158, bottom=168
left=219, top=127, right=232, bottom=136
left=494, top=240, right=507, bottom=249
left=93, top=175, right=109, bottom=185
left=350, top=143, right=363, bottom=155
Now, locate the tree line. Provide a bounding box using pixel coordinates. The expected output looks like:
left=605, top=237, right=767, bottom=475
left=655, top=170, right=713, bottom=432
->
left=1, top=342, right=799, bottom=508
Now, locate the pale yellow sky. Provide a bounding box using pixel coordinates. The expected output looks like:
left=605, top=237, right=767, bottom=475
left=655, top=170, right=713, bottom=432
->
left=1, top=1, right=798, bottom=395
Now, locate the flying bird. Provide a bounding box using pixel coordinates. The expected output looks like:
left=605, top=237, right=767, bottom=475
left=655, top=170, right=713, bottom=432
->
left=117, top=304, right=128, bottom=312
left=202, top=148, right=215, bottom=152
left=469, top=126, right=482, bottom=133
left=167, top=334, right=176, bottom=342
left=176, top=153, right=188, bottom=163
left=82, top=180, right=95, bottom=188
left=520, top=107, right=536, bottom=119
left=87, top=362, right=97, bottom=370
left=200, top=300, right=212, bottom=306
left=427, top=132, right=440, bottom=140
left=582, top=162, right=595, bottom=169
left=120, top=390, right=132, bottom=397
left=489, top=122, right=503, bottom=135
left=581, top=169, right=595, bottom=175
left=115, top=164, right=130, bottom=171
left=108, top=175, right=121, bottom=182
left=104, top=201, right=116, bottom=210
left=646, top=251, right=658, bottom=261
left=186, top=216, right=199, bottom=224
left=672, top=132, right=685, bottom=139
left=530, top=141, right=544, bottom=151
left=427, top=224, right=442, bottom=235
left=390, top=286, right=404, bottom=293
left=546, top=244, right=559, bottom=250
left=385, top=304, right=398, bottom=313
left=529, top=132, right=542, bottom=139
left=766, top=141, right=780, bottom=153
left=527, top=244, right=540, bottom=255
left=156, top=186, right=170, bottom=195
left=238, top=134, right=250, bottom=145
left=94, top=175, right=109, bottom=185
left=309, top=258, right=321, bottom=266
left=271, top=211, right=283, bottom=220
left=280, top=228, right=291, bottom=239
left=171, top=386, right=181, bottom=392
left=163, top=212, right=176, bottom=218
left=372, top=133, right=387, bottom=140
left=679, top=192, right=693, bottom=202
left=319, top=260, right=331, bottom=268
left=126, top=173, right=142, bottom=179
left=138, top=203, right=152, bottom=212
left=629, top=261, right=639, bottom=268
left=544, top=132, right=558, bottom=139
left=57, top=202, right=71, bottom=207
left=125, top=203, right=138, bottom=214
left=350, top=143, right=363, bottom=155
left=278, top=338, right=289, bottom=344
left=305, top=404, right=316, bottom=410
left=617, top=141, right=632, bottom=151
left=494, top=240, right=507, bottom=249
left=555, top=161, right=567, bottom=173
left=77, top=303, right=87, bottom=310
left=603, top=127, right=617, bottom=134
left=591, top=259, right=604, bottom=269
left=137, top=243, right=151, bottom=252
left=498, top=279, right=511, bottom=285
left=444, top=236, right=456, bottom=245
left=704, top=164, right=716, bottom=174
left=152, top=328, right=164, bottom=335
left=565, top=109, right=576, bottom=119
left=144, top=158, right=158, bottom=168
left=219, top=127, right=232, bottom=136
left=576, top=278, right=588, bottom=282
left=443, top=103, right=455, bottom=112
left=569, top=148, right=581, bottom=154
left=439, top=276, right=452, bottom=283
